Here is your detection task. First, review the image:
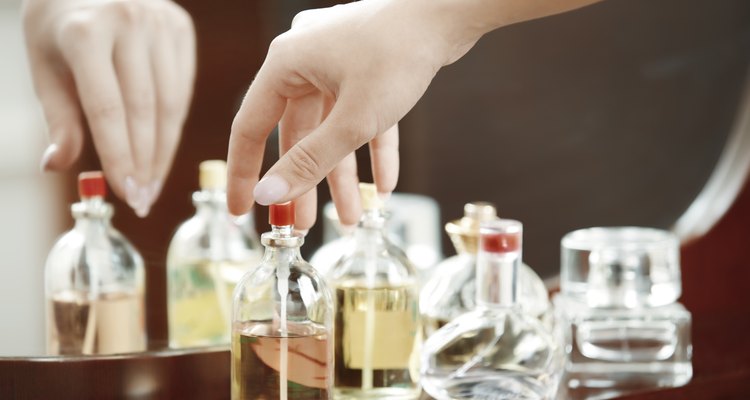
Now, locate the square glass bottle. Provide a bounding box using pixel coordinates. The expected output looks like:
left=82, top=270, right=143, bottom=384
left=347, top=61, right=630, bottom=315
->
left=554, top=227, right=692, bottom=396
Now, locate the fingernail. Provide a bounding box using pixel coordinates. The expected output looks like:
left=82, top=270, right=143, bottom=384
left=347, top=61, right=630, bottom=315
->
left=40, top=144, right=58, bottom=172
left=339, top=223, right=356, bottom=236
left=253, top=175, right=290, bottom=205
left=378, top=192, right=392, bottom=202
left=231, top=214, right=247, bottom=224
left=295, top=229, right=309, bottom=236
left=125, top=177, right=151, bottom=218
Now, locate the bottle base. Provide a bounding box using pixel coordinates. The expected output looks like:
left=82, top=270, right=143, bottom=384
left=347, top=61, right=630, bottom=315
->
left=334, top=386, right=420, bottom=399
left=564, top=361, right=692, bottom=391
left=421, top=375, right=550, bottom=400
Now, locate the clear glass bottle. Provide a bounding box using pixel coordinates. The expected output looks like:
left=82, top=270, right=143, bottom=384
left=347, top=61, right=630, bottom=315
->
left=231, top=202, right=334, bottom=400
left=167, top=160, right=262, bottom=348
left=420, top=202, right=550, bottom=339
left=45, top=171, right=146, bottom=356
left=328, top=183, right=421, bottom=399
left=421, top=219, right=562, bottom=400
left=311, top=193, right=442, bottom=281
left=554, top=227, right=692, bottom=395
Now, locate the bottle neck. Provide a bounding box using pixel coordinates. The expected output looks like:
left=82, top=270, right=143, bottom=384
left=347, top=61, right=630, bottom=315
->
left=354, top=209, right=387, bottom=241
left=475, top=250, right=520, bottom=308
left=72, top=197, right=113, bottom=227
left=193, top=189, right=228, bottom=216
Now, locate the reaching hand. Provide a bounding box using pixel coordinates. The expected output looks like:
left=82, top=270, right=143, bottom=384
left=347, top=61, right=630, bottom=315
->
left=226, top=0, right=489, bottom=230
left=23, top=0, right=196, bottom=217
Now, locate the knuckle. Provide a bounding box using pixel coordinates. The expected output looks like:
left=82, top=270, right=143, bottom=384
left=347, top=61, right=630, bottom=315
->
left=57, top=15, right=97, bottom=44
left=109, top=1, right=146, bottom=27
left=287, top=144, right=321, bottom=183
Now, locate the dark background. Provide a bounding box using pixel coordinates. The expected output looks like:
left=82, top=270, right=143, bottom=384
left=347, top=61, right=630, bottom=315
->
left=66, top=0, right=750, bottom=344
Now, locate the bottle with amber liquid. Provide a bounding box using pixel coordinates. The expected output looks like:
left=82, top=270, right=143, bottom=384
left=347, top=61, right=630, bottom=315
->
left=45, top=171, right=146, bottom=355
left=231, top=202, right=334, bottom=400
left=328, top=183, right=421, bottom=399
left=167, top=160, right=262, bottom=348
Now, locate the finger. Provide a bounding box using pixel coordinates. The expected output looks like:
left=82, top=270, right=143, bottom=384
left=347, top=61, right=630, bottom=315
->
left=253, top=89, right=377, bottom=206
left=149, top=11, right=196, bottom=206
left=295, top=188, right=317, bottom=232
left=227, top=64, right=288, bottom=216
left=326, top=152, right=361, bottom=226
left=57, top=20, right=136, bottom=206
left=28, top=55, right=85, bottom=172
left=113, top=30, right=157, bottom=216
left=369, top=123, right=399, bottom=196
left=278, top=92, right=327, bottom=229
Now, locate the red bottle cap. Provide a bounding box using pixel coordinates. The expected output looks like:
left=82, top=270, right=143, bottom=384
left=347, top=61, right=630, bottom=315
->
left=481, top=232, right=520, bottom=254
left=78, top=171, right=106, bottom=199
left=269, top=202, right=295, bottom=226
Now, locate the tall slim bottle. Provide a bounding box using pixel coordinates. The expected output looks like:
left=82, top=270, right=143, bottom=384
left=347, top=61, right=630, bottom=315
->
left=329, top=183, right=421, bottom=399
left=167, top=160, right=262, bottom=347
left=45, top=171, right=146, bottom=355
left=231, top=202, right=334, bottom=399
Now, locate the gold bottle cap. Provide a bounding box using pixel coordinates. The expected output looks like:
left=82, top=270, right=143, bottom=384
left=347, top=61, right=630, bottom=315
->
left=445, top=202, right=498, bottom=254
left=359, top=183, right=383, bottom=211
left=199, top=160, right=227, bottom=190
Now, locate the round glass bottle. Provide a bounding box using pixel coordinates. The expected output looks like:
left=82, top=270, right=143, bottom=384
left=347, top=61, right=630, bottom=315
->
left=231, top=202, right=334, bottom=400
left=421, top=219, right=561, bottom=400
left=45, top=171, right=146, bottom=355
left=167, top=160, right=262, bottom=348
left=328, top=183, right=421, bottom=399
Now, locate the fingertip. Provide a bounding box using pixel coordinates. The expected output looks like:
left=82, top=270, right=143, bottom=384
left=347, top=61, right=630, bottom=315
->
left=40, top=144, right=58, bottom=173
left=227, top=176, right=257, bottom=216
left=253, top=175, right=290, bottom=206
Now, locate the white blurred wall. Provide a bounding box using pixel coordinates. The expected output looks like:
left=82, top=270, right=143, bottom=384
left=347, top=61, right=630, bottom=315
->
left=0, top=0, right=64, bottom=356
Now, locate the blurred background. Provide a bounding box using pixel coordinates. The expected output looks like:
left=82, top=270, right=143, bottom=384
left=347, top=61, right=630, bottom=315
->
left=1, top=0, right=749, bottom=356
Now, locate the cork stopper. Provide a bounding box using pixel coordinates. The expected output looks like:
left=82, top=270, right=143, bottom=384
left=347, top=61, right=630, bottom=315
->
left=269, top=202, right=295, bottom=227
left=78, top=171, right=106, bottom=199
left=199, top=160, right=227, bottom=191
left=359, top=183, right=383, bottom=211
left=445, top=202, right=498, bottom=254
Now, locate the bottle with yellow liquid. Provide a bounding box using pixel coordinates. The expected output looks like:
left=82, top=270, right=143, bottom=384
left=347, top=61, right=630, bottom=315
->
left=328, top=183, right=421, bottom=399
left=167, top=160, right=262, bottom=348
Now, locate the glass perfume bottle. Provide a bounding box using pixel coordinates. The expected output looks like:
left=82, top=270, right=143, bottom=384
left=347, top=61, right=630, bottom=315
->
left=554, top=227, right=692, bottom=395
left=167, top=160, right=262, bottom=348
left=45, top=171, right=146, bottom=356
left=421, top=219, right=561, bottom=400
left=420, top=202, right=550, bottom=339
left=231, top=202, right=334, bottom=400
left=328, top=183, right=421, bottom=399
left=311, top=193, right=442, bottom=282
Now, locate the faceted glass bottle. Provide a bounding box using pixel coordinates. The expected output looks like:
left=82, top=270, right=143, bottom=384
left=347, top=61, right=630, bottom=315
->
left=421, top=219, right=561, bottom=400
left=231, top=202, right=334, bottom=400
left=328, top=183, right=421, bottom=399
left=555, top=227, right=692, bottom=396
left=45, top=171, right=146, bottom=356
left=420, top=202, right=550, bottom=339
left=167, top=160, right=262, bottom=348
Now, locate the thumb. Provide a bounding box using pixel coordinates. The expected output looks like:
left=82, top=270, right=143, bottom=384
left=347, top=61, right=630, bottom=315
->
left=253, top=95, right=376, bottom=205
left=31, top=60, right=84, bottom=172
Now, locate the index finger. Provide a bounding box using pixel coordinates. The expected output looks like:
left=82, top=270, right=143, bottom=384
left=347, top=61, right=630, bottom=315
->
left=226, top=64, right=288, bottom=216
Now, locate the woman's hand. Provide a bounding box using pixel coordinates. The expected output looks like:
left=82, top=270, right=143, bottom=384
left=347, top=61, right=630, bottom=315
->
left=23, top=0, right=196, bottom=217
left=226, top=0, right=491, bottom=230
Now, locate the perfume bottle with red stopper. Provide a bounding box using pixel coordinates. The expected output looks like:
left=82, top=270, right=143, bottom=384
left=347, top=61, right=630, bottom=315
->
left=420, top=219, right=561, bottom=400
left=45, top=171, right=146, bottom=355
left=231, top=202, right=334, bottom=400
